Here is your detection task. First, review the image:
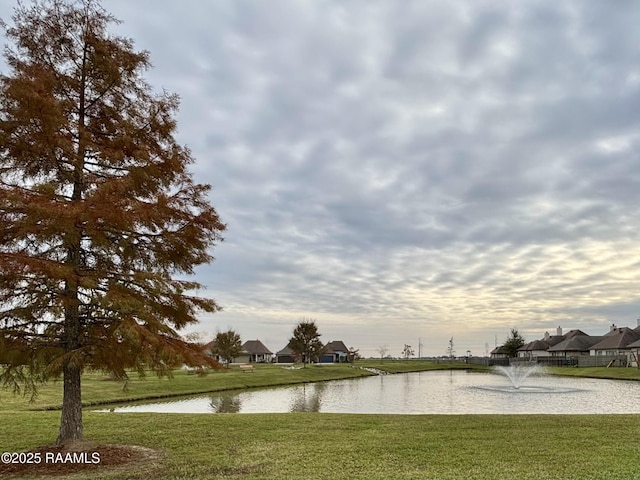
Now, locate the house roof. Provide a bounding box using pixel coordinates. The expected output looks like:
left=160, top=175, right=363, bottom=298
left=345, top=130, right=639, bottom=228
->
left=324, top=341, right=349, bottom=353
left=547, top=335, right=603, bottom=352
left=242, top=340, right=273, bottom=355
left=276, top=343, right=294, bottom=355
left=519, top=340, right=550, bottom=351
left=543, top=335, right=566, bottom=347
left=604, top=326, right=635, bottom=336
left=564, top=329, right=588, bottom=339
left=541, top=329, right=586, bottom=345
left=625, top=338, right=640, bottom=349
left=590, top=329, right=640, bottom=350
left=490, top=346, right=509, bottom=355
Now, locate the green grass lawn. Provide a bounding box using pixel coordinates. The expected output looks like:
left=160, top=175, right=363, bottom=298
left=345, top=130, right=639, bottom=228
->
left=546, top=366, right=640, bottom=381
left=358, top=359, right=490, bottom=374
left=1, top=362, right=639, bottom=479
left=1, top=412, right=638, bottom=480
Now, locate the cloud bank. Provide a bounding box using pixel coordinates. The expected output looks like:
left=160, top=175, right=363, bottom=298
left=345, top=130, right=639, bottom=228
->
left=1, top=0, right=638, bottom=356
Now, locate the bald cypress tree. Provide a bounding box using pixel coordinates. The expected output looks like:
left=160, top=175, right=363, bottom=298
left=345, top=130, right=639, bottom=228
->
left=0, top=0, right=225, bottom=445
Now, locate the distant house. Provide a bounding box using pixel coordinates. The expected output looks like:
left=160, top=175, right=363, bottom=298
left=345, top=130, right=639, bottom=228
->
left=490, top=346, right=509, bottom=359
left=546, top=333, right=602, bottom=357
left=275, top=343, right=297, bottom=364
left=517, top=340, right=551, bottom=360
left=276, top=341, right=352, bottom=364
left=321, top=341, right=350, bottom=363
left=589, top=327, right=640, bottom=357
left=496, top=321, right=640, bottom=367
left=242, top=340, right=273, bottom=363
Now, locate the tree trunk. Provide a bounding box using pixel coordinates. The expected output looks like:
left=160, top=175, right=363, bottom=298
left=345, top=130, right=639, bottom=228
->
left=58, top=239, right=83, bottom=445
left=57, top=363, right=83, bottom=445
left=56, top=35, right=87, bottom=447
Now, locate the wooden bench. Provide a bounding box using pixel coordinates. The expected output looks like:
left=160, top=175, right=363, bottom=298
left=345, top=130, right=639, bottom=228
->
left=239, top=364, right=254, bottom=372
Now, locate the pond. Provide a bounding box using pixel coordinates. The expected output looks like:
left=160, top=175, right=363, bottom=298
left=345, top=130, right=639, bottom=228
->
left=99, top=370, right=640, bottom=415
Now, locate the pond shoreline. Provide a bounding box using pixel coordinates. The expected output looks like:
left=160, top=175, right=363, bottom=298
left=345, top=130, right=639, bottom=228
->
left=80, top=364, right=478, bottom=410
left=61, top=362, right=482, bottom=410
left=99, top=369, right=640, bottom=415
left=87, top=362, right=639, bottom=412
left=12, top=361, right=636, bottom=412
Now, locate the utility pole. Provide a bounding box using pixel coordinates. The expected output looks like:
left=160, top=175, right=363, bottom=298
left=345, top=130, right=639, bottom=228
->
left=418, top=337, right=423, bottom=358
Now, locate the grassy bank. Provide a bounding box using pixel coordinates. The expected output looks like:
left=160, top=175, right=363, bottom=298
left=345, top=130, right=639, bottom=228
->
left=1, top=411, right=638, bottom=480
left=358, top=359, right=490, bottom=374
left=0, top=364, right=376, bottom=411
left=545, top=366, right=640, bottom=381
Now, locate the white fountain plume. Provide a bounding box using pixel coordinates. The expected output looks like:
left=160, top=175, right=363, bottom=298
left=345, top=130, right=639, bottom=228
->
left=494, top=364, right=543, bottom=390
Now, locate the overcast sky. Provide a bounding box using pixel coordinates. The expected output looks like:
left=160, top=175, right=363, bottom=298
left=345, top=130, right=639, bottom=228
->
left=2, top=1, right=639, bottom=357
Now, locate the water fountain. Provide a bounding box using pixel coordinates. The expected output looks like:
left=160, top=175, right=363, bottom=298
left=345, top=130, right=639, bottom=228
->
left=495, top=364, right=542, bottom=390
left=477, top=363, right=577, bottom=393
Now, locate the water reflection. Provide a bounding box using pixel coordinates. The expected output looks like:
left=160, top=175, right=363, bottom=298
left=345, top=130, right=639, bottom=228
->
left=289, top=383, right=325, bottom=412
left=209, top=394, right=242, bottom=413
left=100, top=371, right=640, bottom=415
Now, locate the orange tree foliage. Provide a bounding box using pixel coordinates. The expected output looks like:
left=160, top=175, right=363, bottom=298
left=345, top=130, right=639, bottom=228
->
left=0, top=0, right=225, bottom=443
